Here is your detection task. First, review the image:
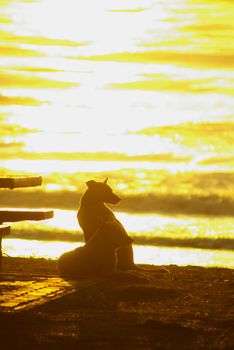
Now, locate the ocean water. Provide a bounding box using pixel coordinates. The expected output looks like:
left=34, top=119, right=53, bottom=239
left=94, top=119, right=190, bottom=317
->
left=0, top=0, right=234, bottom=267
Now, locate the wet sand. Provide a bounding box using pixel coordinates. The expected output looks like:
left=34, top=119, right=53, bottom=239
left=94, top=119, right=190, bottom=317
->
left=1, top=257, right=233, bottom=349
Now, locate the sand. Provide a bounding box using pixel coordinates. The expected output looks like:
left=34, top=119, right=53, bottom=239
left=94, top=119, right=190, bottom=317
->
left=0, top=257, right=233, bottom=350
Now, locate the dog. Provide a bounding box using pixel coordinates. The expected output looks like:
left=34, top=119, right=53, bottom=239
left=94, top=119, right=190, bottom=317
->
left=57, top=219, right=134, bottom=278
left=77, top=178, right=135, bottom=270
left=77, top=178, right=170, bottom=276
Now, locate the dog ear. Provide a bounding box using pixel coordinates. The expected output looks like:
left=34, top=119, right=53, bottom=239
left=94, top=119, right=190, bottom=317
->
left=103, top=177, right=108, bottom=184
left=86, top=180, right=96, bottom=188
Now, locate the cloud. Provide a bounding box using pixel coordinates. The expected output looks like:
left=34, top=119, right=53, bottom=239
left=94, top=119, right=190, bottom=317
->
left=132, top=122, right=234, bottom=151
left=69, top=50, right=234, bottom=69
left=0, top=72, right=78, bottom=89
left=0, top=122, right=38, bottom=136
left=0, top=141, right=24, bottom=159
left=0, top=0, right=34, bottom=4
left=0, top=121, right=38, bottom=159
left=0, top=141, right=23, bottom=148
left=0, top=151, right=190, bottom=162
left=198, top=155, right=234, bottom=166
left=134, top=121, right=234, bottom=137
left=0, top=45, right=43, bottom=57
left=183, top=24, right=234, bottom=32
left=109, top=74, right=233, bottom=95
left=0, top=30, right=89, bottom=47
left=0, top=94, right=44, bottom=106
left=6, top=67, right=63, bottom=73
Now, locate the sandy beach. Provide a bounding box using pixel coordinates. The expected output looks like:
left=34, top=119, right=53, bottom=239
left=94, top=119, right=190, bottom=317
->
left=0, top=257, right=233, bottom=350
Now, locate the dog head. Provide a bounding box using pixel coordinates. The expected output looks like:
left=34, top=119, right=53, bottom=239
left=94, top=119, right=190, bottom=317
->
left=97, top=218, right=133, bottom=249
left=86, top=178, right=121, bottom=204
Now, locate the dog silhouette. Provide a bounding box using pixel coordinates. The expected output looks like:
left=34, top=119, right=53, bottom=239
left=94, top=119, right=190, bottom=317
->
left=57, top=219, right=133, bottom=278
left=77, top=179, right=135, bottom=270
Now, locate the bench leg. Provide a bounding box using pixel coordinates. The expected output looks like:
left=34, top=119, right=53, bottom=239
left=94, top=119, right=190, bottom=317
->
left=0, top=236, right=2, bottom=271
left=0, top=221, right=2, bottom=270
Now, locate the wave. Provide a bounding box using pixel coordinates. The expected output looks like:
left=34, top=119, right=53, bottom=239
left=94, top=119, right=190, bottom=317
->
left=9, top=227, right=234, bottom=251
left=70, top=50, right=234, bottom=69
left=121, top=193, right=234, bottom=217
left=1, top=189, right=234, bottom=217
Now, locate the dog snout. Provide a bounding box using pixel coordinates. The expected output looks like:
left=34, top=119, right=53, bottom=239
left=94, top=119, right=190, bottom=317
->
left=108, top=193, right=121, bottom=204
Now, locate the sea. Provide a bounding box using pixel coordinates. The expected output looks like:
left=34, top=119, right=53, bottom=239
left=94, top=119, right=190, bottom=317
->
left=0, top=0, right=234, bottom=268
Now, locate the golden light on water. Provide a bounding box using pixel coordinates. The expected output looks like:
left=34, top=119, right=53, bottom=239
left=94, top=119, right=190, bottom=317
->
left=4, top=239, right=234, bottom=269
left=4, top=239, right=81, bottom=259
left=4, top=211, right=234, bottom=268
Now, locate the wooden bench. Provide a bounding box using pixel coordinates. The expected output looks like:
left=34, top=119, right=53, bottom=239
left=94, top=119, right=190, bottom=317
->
left=0, top=209, right=54, bottom=223
left=0, top=224, right=10, bottom=236
left=0, top=176, right=42, bottom=189
left=0, top=176, right=54, bottom=269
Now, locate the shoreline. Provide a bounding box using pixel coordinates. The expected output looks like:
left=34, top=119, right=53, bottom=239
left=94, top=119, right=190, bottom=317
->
left=3, top=238, right=234, bottom=269
left=1, top=256, right=234, bottom=349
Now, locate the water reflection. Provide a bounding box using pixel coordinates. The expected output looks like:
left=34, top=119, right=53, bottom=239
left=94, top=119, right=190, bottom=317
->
left=3, top=238, right=234, bottom=269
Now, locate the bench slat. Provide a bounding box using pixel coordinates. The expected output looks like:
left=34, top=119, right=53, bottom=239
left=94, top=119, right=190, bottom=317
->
left=0, top=224, right=10, bottom=237
left=0, top=209, right=54, bottom=222
left=0, top=176, right=42, bottom=189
